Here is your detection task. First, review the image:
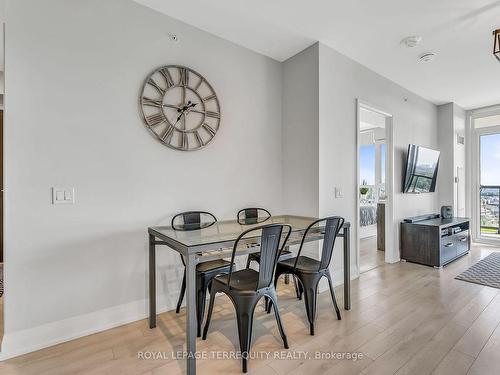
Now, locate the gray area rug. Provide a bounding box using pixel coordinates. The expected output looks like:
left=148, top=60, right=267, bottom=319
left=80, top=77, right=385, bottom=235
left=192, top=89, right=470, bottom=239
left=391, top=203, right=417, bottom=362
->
left=455, top=253, right=500, bottom=289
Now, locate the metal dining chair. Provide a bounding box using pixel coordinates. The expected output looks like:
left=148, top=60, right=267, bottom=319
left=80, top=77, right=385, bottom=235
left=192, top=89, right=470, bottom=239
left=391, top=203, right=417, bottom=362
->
left=240, top=208, right=301, bottom=300
left=202, top=223, right=292, bottom=373
left=269, top=216, right=345, bottom=336
left=172, top=211, right=232, bottom=337
left=239, top=208, right=272, bottom=267
left=237, top=207, right=271, bottom=226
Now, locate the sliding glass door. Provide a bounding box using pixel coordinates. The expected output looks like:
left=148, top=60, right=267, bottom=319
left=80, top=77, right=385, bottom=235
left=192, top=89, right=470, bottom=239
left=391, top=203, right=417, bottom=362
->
left=474, top=119, right=500, bottom=243
left=479, top=131, right=500, bottom=238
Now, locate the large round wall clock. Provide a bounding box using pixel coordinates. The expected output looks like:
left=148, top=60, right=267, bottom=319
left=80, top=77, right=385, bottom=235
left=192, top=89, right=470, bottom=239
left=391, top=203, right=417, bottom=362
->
left=140, top=65, right=221, bottom=151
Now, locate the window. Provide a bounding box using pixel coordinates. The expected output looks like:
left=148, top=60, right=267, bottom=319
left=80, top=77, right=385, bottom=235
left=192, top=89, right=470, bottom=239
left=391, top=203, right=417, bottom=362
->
left=480, top=133, right=500, bottom=185
left=360, top=145, right=375, bottom=186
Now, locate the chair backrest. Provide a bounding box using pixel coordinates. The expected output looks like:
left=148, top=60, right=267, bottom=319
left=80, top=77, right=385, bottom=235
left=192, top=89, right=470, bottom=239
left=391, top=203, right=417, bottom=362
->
left=171, top=211, right=217, bottom=231
left=227, top=224, right=291, bottom=290
left=294, top=216, right=345, bottom=272
left=237, top=207, right=271, bottom=225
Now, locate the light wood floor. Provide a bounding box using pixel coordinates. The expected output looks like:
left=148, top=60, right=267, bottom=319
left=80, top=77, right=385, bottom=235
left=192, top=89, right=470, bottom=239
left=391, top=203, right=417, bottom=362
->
left=2, top=243, right=500, bottom=375
left=360, top=236, right=385, bottom=274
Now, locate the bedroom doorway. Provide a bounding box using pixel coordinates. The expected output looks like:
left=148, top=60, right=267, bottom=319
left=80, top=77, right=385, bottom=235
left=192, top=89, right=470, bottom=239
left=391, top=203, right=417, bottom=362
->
left=356, top=101, right=394, bottom=274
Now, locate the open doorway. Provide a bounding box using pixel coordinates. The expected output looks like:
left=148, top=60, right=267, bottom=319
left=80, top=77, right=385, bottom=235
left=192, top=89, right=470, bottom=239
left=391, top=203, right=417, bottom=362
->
left=356, top=101, right=394, bottom=274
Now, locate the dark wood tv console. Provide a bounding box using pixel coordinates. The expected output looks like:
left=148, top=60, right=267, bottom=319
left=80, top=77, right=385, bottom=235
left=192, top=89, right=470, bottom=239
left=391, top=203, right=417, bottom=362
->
left=400, top=217, right=470, bottom=268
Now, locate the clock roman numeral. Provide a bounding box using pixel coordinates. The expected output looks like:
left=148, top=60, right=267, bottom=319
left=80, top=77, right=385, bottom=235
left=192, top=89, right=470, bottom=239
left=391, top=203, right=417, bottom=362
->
left=194, top=131, right=205, bottom=147
left=179, top=67, right=189, bottom=86
left=189, top=109, right=221, bottom=119
left=181, top=132, right=188, bottom=149
left=202, top=123, right=216, bottom=137
left=145, top=113, right=165, bottom=127
left=206, top=111, right=220, bottom=119
left=194, top=78, right=204, bottom=91
left=142, top=97, right=162, bottom=107
left=147, top=78, right=165, bottom=96
left=202, top=94, right=216, bottom=102
left=159, top=67, right=174, bottom=89
left=161, top=125, right=175, bottom=143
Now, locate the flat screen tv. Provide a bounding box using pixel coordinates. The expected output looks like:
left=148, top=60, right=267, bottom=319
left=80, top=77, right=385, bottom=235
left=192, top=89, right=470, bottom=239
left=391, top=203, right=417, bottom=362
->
left=403, top=144, right=440, bottom=193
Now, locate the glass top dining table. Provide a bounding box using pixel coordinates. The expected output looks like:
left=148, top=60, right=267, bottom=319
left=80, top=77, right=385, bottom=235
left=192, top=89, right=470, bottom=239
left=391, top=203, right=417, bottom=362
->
left=147, top=214, right=351, bottom=375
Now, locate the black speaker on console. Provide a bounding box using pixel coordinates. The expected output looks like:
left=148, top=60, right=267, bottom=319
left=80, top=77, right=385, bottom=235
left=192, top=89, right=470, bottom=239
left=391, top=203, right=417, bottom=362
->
left=441, top=206, right=453, bottom=219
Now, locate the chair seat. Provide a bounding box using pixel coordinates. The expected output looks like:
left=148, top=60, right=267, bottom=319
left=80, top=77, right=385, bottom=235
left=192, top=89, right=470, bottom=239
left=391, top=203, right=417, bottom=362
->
left=214, top=268, right=260, bottom=291
left=278, top=256, right=321, bottom=273
left=196, top=259, right=232, bottom=273
left=249, top=249, right=292, bottom=261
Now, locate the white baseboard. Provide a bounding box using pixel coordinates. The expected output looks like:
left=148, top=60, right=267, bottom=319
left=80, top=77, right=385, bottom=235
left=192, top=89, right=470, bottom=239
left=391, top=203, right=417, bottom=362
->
left=0, top=295, right=172, bottom=361
left=386, top=255, right=401, bottom=264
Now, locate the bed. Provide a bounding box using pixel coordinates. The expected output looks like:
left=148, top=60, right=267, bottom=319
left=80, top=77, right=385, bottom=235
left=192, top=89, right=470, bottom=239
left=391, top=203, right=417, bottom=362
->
left=359, top=204, right=378, bottom=239
left=360, top=205, right=377, bottom=227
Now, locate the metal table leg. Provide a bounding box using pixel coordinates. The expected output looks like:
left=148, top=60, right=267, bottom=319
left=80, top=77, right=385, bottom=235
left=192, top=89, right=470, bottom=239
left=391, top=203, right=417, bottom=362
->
left=185, top=253, right=197, bottom=375
left=343, top=226, right=351, bottom=310
left=149, top=234, right=157, bottom=328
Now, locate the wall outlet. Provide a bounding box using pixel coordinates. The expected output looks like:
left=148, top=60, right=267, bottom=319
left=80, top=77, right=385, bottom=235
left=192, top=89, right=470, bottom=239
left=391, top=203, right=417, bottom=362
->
left=335, top=187, right=343, bottom=198
left=52, top=187, right=75, bottom=204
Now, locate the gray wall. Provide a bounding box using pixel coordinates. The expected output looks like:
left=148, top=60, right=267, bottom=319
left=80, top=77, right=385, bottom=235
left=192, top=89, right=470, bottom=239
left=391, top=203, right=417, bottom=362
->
left=454, top=105, right=466, bottom=217
left=318, top=43, right=439, bottom=270
left=437, top=103, right=466, bottom=216
left=3, top=0, right=283, bottom=346
left=282, top=44, right=319, bottom=217
left=438, top=103, right=455, bottom=208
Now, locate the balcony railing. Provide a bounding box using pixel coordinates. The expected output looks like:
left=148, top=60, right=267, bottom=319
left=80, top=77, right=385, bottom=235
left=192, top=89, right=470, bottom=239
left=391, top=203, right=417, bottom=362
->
left=480, top=185, right=500, bottom=235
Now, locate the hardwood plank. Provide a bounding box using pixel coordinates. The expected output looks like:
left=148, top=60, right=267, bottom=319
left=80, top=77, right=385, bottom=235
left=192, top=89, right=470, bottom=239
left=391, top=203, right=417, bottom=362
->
left=430, top=349, right=474, bottom=375
left=452, top=292, right=500, bottom=357
left=467, top=319, right=500, bottom=375
left=393, top=322, right=467, bottom=375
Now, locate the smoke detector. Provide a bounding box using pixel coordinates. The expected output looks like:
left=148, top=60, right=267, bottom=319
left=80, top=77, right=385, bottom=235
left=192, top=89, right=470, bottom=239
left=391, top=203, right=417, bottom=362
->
left=419, top=52, right=436, bottom=62
left=168, top=33, right=179, bottom=43
left=401, top=36, right=422, bottom=48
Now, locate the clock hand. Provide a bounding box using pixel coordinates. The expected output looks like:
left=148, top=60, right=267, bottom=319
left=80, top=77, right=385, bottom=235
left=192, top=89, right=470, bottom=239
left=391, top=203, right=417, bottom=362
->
left=175, top=101, right=195, bottom=112
left=163, top=103, right=182, bottom=110
left=189, top=108, right=207, bottom=115
left=173, top=112, right=183, bottom=125
left=170, top=102, right=197, bottom=126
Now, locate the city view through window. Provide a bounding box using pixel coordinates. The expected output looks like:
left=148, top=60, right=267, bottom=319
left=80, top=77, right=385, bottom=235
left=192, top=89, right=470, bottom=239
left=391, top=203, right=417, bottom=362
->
left=480, top=133, right=500, bottom=236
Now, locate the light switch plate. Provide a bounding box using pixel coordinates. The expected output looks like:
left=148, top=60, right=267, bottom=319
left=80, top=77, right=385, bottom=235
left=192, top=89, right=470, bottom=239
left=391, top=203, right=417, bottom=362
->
left=52, top=187, right=75, bottom=204
left=335, top=187, right=343, bottom=198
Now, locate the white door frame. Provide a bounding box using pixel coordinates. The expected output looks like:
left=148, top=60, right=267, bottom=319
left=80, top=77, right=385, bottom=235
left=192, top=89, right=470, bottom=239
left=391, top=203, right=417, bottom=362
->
left=471, top=120, right=500, bottom=245
left=356, top=99, right=396, bottom=274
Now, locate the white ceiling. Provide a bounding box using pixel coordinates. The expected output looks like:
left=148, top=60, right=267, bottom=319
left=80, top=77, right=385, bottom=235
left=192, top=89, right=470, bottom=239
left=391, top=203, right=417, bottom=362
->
left=134, top=0, right=500, bottom=109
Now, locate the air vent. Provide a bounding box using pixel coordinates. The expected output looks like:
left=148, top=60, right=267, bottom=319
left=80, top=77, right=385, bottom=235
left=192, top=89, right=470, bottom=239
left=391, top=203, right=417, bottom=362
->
left=401, top=36, right=422, bottom=48
left=419, top=52, right=436, bottom=62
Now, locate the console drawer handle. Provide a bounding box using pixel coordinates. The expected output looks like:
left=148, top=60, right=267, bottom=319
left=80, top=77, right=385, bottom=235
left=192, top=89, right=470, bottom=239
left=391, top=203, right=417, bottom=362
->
left=444, top=242, right=454, bottom=247
left=459, top=237, right=468, bottom=242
